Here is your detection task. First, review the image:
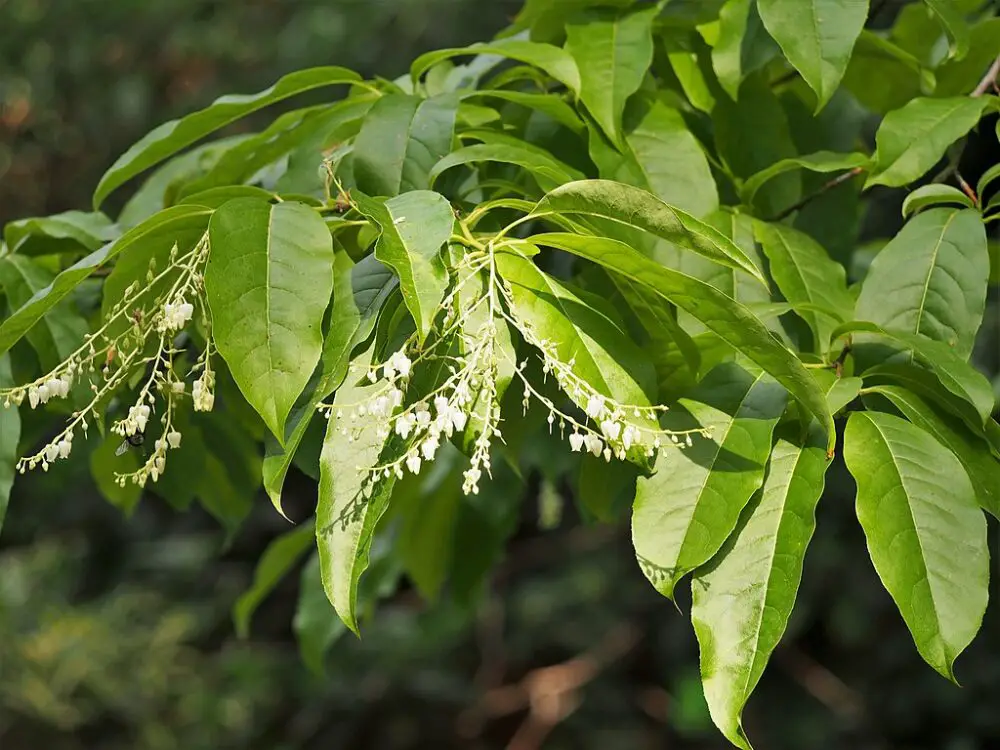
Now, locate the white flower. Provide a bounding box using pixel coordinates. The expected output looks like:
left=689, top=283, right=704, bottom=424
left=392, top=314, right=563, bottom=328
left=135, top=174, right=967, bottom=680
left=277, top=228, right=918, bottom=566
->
left=585, top=395, right=605, bottom=419
left=463, top=467, right=482, bottom=494
left=450, top=409, right=468, bottom=432
left=584, top=433, right=603, bottom=457
left=370, top=396, right=390, bottom=417
left=622, top=425, right=638, bottom=451
left=161, top=299, right=195, bottom=331
left=421, top=435, right=440, bottom=460
left=601, top=419, right=621, bottom=442
left=388, top=350, right=412, bottom=378
left=569, top=431, right=585, bottom=452
left=37, top=383, right=52, bottom=404
left=389, top=388, right=404, bottom=407
left=28, top=386, right=40, bottom=409
left=405, top=452, right=422, bottom=474
left=171, top=381, right=186, bottom=394
left=415, top=404, right=431, bottom=426
left=57, top=438, right=73, bottom=459
left=44, top=443, right=60, bottom=462
left=368, top=368, right=379, bottom=383
left=395, top=413, right=415, bottom=439
left=166, top=430, right=182, bottom=449
left=193, top=379, right=215, bottom=412
left=154, top=455, right=166, bottom=473
left=434, top=396, right=450, bottom=416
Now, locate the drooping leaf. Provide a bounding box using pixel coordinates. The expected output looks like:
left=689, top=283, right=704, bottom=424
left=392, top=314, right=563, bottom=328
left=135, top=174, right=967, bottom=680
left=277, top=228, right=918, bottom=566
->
left=233, top=521, right=316, bottom=638
left=866, top=385, right=1000, bottom=519
left=844, top=410, right=988, bottom=681
left=0, top=354, right=19, bottom=531
left=0, top=205, right=212, bottom=358
left=353, top=191, right=453, bottom=344
left=0, top=255, right=88, bottom=372
left=411, top=40, right=581, bottom=93
left=206, top=198, right=335, bottom=442
left=633, top=363, right=788, bottom=600
left=527, top=232, right=835, bottom=448
left=530, top=180, right=765, bottom=283
left=854, top=208, right=988, bottom=360
left=711, top=0, right=781, bottom=101
left=496, top=250, right=658, bottom=465
left=352, top=94, right=459, bottom=197
left=564, top=4, right=659, bottom=146
left=4, top=211, right=118, bottom=257
left=93, top=67, right=360, bottom=207
left=901, top=184, right=975, bottom=218
left=589, top=96, right=719, bottom=218
left=753, top=221, right=855, bottom=351
left=923, top=0, right=971, bottom=59
left=429, top=141, right=586, bottom=191
left=263, top=252, right=398, bottom=514
left=692, top=425, right=827, bottom=750
left=865, top=97, right=991, bottom=188
left=740, top=151, right=869, bottom=205
left=757, top=0, right=869, bottom=110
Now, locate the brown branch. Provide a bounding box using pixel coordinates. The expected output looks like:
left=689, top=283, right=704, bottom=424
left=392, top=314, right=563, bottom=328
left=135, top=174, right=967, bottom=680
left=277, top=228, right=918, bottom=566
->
left=766, top=167, right=864, bottom=222
left=972, top=55, right=1000, bottom=98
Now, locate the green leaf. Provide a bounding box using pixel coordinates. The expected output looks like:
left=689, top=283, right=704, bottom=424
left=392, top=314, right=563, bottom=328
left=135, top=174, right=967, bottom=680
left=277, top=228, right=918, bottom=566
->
left=411, top=40, right=581, bottom=94
left=865, top=97, right=991, bottom=188
left=752, top=221, right=855, bottom=351
left=589, top=96, right=719, bottom=218
left=195, top=415, right=260, bottom=538
left=711, top=0, right=781, bottom=101
left=206, top=198, right=335, bottom=442
left=531, top=180, right=765, bottom=283
left=93, top=67, right=360, bottom=207
left=0, top=255, right=88, bottom=372
left=901, top=184, right=975, bottom=218
left=263, top=252, right=398, bottom=514
left=837, top=321, right=995, bottom=426
left=0, top=354, right=19, bottom=531
left=0, top=205, right=212, bottom=358
left=714, top=73, right=801, bottom=219
left=844, top=410, right=988, bottom=681
left=233, top=521, right=315, bottom=638
left=529, top=232, right=835, bottom=450
left=842, top=32, right=935, bottom=114
left=4, top=211, right=118, bottom=257
left=353, top=191, right=453, bottom=344
left=757, top=0, right=868, bottom=110
left=934, top=19, right=1000, bottom=95
left=740, top=151, right=869, bottom=205
left=923, top=0, right=971, bottom=59
left=565, top=5, right=658, bottom=146
left=633, top=363, right=788, bottom=600
left=352, top=94, right=459, bottom=197
left=692, top=425, right=827, bottom=750
left=578, top=453, right=638, bottom=522
left=663, top=27, right=718, bottom=114
left=317, top=353, right=399, bottom=635
left=429, top=141, right=586, bottom=191
left=465, top=90, right=585, bottom=133
left=294, top=553, right=347, bottom=675
left=496, top=251, right=658, bottom=465
left=977, top=162, right=1000, bottom=200
left=810, top=369, right=863, bottom=414
left=854, top=208, right=988, bottom=359
left=866, top=385, right=1000, bottom=519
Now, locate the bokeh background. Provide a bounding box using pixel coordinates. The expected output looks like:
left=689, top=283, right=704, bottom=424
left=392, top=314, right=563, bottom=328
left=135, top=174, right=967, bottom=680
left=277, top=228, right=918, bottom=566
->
left=2, top=1, right=999, bottom=748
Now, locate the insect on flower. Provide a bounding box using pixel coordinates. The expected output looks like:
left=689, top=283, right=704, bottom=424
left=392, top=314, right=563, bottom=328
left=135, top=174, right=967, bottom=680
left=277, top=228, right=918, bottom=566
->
left=115, top=430, right=147, bottom=457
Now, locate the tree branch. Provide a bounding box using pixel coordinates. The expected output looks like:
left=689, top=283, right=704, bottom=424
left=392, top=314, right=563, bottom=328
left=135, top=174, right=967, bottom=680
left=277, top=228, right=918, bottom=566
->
left=766, top=167, right=864, bottom=222
left=972, top=55, right=1000, bottom=98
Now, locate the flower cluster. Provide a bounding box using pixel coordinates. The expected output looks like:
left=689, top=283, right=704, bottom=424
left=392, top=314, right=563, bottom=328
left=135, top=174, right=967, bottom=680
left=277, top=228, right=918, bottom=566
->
left=1, top=234, right=216, bottom=480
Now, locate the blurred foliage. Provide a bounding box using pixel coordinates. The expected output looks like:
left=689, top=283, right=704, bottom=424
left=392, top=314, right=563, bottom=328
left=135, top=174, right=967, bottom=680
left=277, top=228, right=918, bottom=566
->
left=2, top=1, right=1000, bottom=749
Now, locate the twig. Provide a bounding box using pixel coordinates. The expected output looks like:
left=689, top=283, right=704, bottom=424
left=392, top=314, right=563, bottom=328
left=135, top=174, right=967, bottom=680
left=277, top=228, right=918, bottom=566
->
left=766, top=167, right=864, bottom=222
left=972, top=55, right=1000, bottom=98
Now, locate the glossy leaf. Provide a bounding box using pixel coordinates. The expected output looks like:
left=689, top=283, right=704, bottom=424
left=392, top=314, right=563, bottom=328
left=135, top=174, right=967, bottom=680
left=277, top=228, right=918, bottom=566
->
left=753, top=221, right=855, bottom=351
left=528, top=232, right=835, bottom=449
left=740, top=151, right=868, bottom=205
left=430, top=141, right=586, bottom=190
left=589, top=96, right=719, bottom=217
left=0, top=354, right=18, bottom=531
left=263, top=252, right=398, bottom=514
left=565, top=5, right=658, bottom=145
left=0, top=205, right=212, bottom=358
left=353, top=191, right=453, bottom=344
left=633, top=363, right=788, bottom=599
left=531, top=180, right=765, bottom=283
left=844, top=411, right=988, bottom=681
left=206, top=198, right=335, bottom=442
left=93, top=66, right=360, bottom=207
left=854, top=208, right=988, bottom=359
left=352, top=93, right=459, bottom=197
left=866, top=97, right=991, bottom=188
left=465, top=90, right=584, bottom=133
left=4, top=211, right=118, bottom=257
left=692, top=425, right=828, bottom=750
left=411, top=40, right=581, bottom=93
left=757, top=0, right=868, bottom=109
left=901, top=184, right=975, bottom=218
left=867, top=385, right=1000, bottom=519
left=233, top=521, right=315, bottom=638
left=0, top=255, right=88, bottom=372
